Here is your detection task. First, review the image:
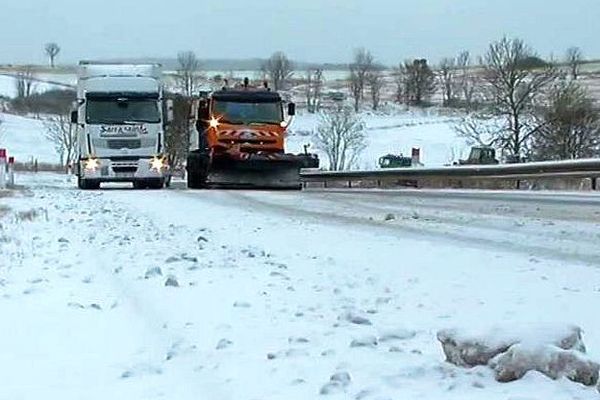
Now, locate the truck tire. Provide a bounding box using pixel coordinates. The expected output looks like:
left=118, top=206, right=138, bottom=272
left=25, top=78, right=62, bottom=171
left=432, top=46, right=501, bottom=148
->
left=133, top=180, right=146, bottom=189
left=187, top=173, right=206, bottom=189
left=186, top=151, right=209, bottom=189
left=147, top=178, right=165, bottom=189
left=78, top=176, right=100, bottom=190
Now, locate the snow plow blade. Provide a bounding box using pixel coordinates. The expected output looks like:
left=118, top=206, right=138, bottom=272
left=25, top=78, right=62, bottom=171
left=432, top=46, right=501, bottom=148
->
left=207, top=154, right=318, bottom=190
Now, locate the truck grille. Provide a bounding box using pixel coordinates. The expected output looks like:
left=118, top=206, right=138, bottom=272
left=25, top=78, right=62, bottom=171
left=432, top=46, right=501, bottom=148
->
left=107, top=139, right=142, bottom=149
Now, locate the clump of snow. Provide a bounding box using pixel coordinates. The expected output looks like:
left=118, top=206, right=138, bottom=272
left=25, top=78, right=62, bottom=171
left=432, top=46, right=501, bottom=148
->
left=338, top=310, right=372, bottom=326
left=439, top=324, right=598, bottom=388
left=164, top=275, right=179, bottom=287
left=216, top=338, right=233, bottom=350
left=438, top=324, right=585, bottom=368
left=490, top=344, right=599, bottom=386
left=350, top=335, right=378, bottom=348
left=378, top=327, right=417, bottom=342
left=144, top=266, right=162, bottom=279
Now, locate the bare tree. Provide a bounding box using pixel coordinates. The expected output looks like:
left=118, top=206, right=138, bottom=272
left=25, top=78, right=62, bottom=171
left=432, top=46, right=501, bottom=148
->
left=165, top=95, right=192, bottom=174
left=438, top=57, right=456, bottom=106
left=367, top=70, right=384, bottom=111
left=565, top=47, right=584, bottom=80
left=531, top=81, right=600, bottom=160
left=393, top=64, right=410, bottom=106
left=400, top=59, right=436, bottom=106
left=305, top=68, right=324, bottom=113
left=313, top=107, right=366, bottom=171
left=455, top=51, right=476, bottom=110
left=348, top=48, right=374, bottom=112
left=45, top=43, right=61, bottom=68
left=456, top=37, right=556, bottom=160
left=44, top=113, right=76, bottom=171
left=176, top=51, right=202, bottom=97
left=14, top=66, right=36, bottom=98
left=262, top=51, right=294, bottom=91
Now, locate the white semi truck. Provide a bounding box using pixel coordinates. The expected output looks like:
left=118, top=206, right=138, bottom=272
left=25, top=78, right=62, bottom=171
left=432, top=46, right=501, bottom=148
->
left=72, top=62, right=172, bottom=189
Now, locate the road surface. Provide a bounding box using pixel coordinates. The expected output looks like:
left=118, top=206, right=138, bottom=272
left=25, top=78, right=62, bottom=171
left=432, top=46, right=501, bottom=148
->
left=1, top=173, right=599, bottom=400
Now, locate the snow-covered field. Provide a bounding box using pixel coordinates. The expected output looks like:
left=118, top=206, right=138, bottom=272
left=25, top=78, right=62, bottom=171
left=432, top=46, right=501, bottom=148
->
left=0, top=113, right=58, bottom=164
left=287, top=110, right=467, bottom=168
left=1, top=174, right=599, bottom=399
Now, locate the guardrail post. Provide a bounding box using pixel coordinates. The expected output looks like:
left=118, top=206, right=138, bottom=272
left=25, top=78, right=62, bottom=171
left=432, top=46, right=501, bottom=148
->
left=0, top=149, right=6, bottom=189
left=7, top=157, right=14, bottom=187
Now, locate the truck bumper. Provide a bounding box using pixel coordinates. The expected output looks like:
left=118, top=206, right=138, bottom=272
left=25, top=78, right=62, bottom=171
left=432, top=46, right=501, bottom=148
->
left=80, top=157, right=168, bottom=182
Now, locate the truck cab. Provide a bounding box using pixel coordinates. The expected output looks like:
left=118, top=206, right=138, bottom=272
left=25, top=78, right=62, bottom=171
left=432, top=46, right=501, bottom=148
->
left=186, top=83, right=317, bottom=189
left=72, top=63, right=171, bottom=189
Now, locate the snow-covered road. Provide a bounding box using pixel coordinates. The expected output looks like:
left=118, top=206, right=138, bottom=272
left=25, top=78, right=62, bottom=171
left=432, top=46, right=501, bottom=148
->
left=1, top=173, right=600, bottom=400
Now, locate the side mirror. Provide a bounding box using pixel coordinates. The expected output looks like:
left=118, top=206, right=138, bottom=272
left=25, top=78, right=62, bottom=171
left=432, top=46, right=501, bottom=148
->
left=288, top=102, right=296, bottom=117
left=71, top=110, right=78, bottom=124
left=166, top=99, right=174, bottom=124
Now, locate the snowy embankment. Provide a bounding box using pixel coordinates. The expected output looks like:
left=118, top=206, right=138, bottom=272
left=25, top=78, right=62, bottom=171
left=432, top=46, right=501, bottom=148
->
left=0, top=112, right=57, bottom=164
left=287, top=110, right=469, bottom=169
left=1, top=174, right=599, bottom=399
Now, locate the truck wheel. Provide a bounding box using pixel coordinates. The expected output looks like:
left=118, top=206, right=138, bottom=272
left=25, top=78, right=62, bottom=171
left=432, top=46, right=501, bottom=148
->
left=186, top=151, right=209, bottom=189
left=147, top=178, right=165, bottom=189
left=133, top=180, right=146, bottom=189
left=78, top=177, right=99, bottom=190
left=187, top=173, right=207, bottom=189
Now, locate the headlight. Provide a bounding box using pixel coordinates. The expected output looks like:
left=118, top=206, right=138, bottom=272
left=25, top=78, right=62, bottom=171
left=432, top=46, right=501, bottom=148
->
left=209, top=117, right=220, bottom=129
left=150, top=156, right=168, bottom=171
left=84, top=158, right=99, bottom=171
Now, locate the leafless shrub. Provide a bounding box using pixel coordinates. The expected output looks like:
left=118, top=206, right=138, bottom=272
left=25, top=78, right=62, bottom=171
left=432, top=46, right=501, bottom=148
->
left=456, top=51, right=477, bottom=111
left=176, top=51, right=202, bottom=97
left=43, top=113, right=76, bottom=171
left=397, top=59, right=436, bottom=106
left=456, top=37, right=556, bottom=160
left=367, top=70, right=384, bottom=111
left=438, top=57, right=457, bottom=106
left=313, top=107, right=366, bottom=171
left=262, top=51, right=294, bottom=91
left=531, top=81, right=600, bottom=160
left=305, top=68, right=324, bottom=113
left=565, top=47, right=584, bottom=80
left=165, top=95, right=192, bottom=172
left=349, top=48, right=375, bottom=112
left=14, top=66, right=36, bottom=99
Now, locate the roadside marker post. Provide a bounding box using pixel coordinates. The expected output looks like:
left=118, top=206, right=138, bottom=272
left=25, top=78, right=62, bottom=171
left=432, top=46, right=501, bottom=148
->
left=8, top=156, right=15, bottom=187
left=0, top=148, right=6, bottom=189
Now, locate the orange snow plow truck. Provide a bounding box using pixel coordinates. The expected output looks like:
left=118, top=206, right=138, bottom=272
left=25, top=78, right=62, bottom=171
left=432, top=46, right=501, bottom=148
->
left=186, top=81, right=319, bottom=189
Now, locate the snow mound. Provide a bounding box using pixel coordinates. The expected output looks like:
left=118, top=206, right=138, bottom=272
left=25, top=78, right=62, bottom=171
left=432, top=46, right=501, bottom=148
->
left=437, top=324, right=585, bottom=368
left=438, top=323, right=599, bottom=388
left=490, top=344, right=599, bottom=386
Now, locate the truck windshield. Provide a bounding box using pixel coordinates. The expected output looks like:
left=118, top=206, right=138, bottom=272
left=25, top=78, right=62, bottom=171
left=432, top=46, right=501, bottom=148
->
left=213, top=101, right=283, bottom=125
left=86, top=98, right=160, bottom=124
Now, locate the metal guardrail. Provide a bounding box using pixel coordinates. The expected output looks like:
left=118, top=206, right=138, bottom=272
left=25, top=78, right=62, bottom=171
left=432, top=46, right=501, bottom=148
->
left=300, top=159, right=600, bottom=190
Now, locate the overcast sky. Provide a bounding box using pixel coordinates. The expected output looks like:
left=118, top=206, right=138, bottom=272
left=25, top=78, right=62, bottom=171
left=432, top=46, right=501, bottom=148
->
left=0, top=0, right=597, bottom=65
